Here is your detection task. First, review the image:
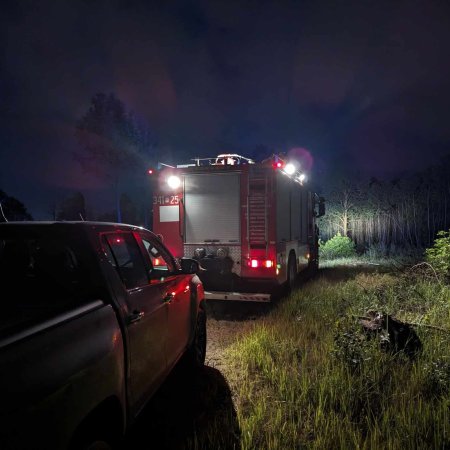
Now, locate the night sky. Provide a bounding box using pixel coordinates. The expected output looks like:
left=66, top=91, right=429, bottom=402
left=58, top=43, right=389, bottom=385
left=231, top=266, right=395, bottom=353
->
left=1, top=0, right=450, bottom=218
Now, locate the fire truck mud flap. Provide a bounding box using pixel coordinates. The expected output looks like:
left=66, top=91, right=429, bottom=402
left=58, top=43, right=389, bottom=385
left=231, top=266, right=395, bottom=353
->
left=204, top=291, right=271, bottom=302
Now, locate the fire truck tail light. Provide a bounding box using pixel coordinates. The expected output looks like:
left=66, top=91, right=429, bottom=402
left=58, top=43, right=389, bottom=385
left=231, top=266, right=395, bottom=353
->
left=154, top=258, right=161, bottom=266
left=247, top=259, right=274, bottom=269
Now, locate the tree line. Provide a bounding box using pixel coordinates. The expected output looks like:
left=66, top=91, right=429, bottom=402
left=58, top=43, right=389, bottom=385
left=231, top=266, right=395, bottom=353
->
left=319, top=154, right=450, bottom=253
left=0, top=190, right=33, bottom=222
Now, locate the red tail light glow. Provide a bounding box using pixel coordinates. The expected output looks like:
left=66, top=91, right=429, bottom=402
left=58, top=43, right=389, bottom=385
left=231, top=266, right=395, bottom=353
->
left=248, top=259, right=274, bottom=269
left=154, top=258, right=161, bottom=266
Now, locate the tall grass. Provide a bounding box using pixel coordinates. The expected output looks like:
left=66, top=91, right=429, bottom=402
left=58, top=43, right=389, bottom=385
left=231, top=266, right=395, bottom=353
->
left=222, top=268, right=450, bottom=449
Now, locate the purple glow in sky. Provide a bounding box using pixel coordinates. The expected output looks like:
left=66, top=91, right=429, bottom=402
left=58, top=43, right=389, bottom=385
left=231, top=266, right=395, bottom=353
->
left=1, top=0, right=450, bottom=218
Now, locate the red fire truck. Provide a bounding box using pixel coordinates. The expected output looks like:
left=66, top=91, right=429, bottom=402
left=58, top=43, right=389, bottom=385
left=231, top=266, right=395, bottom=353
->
left=151, top=153, right=325, bottom=302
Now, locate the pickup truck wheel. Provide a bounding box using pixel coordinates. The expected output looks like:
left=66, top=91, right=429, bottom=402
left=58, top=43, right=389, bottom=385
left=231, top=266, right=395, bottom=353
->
left=186, top=310, right=206, bottom=368
left=71, top=427, right=116, bottom=450
left=83, top=440, right=112, bottom=450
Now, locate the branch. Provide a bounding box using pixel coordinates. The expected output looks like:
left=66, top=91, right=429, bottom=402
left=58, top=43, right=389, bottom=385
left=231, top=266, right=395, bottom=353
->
left=408, top=262, right=441, bottom=284
left=352, top=315, right=450, bottom=334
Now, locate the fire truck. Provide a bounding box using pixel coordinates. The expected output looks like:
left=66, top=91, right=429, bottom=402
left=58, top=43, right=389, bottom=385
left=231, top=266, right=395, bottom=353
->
left=151, top=153, right=325, bottom=302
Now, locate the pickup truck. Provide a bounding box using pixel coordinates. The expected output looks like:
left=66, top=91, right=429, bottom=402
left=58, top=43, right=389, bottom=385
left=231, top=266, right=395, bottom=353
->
left=0, top=221, right=206, bottom=450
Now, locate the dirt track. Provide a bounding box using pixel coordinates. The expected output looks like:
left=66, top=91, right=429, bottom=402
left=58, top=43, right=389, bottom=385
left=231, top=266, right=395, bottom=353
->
left=205, top=300, right=271, bottom=372
left=124, top=300, right=270, bottom=449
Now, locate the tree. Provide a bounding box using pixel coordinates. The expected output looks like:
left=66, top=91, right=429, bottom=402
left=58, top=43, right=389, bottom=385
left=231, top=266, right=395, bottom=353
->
left=0, top=190, right=33, bottom=221
left=425, top=230, right=450, bottom=278
left=323, top=180, right=360, bottom=238
left=75, top=93, right=156, bottom=222
left=56, top=192, right=86, bottom=221
left=120, top=193, right=141, bottom=225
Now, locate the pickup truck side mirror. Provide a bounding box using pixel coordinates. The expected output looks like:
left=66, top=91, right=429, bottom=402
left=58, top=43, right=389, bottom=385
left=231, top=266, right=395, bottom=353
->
left=179, top=257, right=202, bottom=274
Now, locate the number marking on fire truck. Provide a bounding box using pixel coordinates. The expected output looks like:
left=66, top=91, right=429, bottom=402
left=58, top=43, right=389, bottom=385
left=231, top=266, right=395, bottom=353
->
left=153, top=195, right=180, bottom=205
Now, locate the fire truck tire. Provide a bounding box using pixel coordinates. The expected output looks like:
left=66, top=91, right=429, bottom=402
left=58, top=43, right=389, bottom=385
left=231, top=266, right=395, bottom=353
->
left=287, top=252, right=297, bottom=291
left=309, top=256, right=319, bottom=273
left=185, top=310, right=207, bottom=368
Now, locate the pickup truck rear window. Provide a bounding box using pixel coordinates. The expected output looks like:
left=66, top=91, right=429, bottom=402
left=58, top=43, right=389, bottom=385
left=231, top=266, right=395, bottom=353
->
left=0, top=235, right=97, bottom=339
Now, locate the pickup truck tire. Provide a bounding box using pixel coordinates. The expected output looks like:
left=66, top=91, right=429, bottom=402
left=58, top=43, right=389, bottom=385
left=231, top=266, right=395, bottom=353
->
left=70, top=407, right=120, bottom=450
left=185, top=310, right=207, bottom=368
left=71, top=427, right=117, bottom=450
left=83, top=440, right=112, bottom=450
left=72, top=433, right=114, bottom=450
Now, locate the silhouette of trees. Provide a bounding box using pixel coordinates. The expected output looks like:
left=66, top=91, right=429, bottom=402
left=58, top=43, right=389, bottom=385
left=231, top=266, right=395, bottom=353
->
left=75, top=92, right=156, bottom=222
left=56, top=192, right=86, bottom=221
left=0, top=190, right=33, bottom=221
left=320, top=154, right=450, bottom=253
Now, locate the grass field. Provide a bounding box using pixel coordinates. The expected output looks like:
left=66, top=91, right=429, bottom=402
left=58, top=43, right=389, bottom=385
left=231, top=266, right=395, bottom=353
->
left=200, top=263, right=450, bottom=449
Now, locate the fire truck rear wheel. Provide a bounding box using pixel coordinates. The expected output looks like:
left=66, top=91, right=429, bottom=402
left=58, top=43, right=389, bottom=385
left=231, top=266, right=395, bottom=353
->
left=309, top=256, right=319, bottom=273
left=287, top=253, right=297, bottom=291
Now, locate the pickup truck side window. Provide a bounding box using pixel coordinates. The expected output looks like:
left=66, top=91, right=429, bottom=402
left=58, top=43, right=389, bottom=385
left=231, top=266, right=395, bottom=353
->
left=103, top=233, right=149, bottom=290
left=142, top=238, right=174, bottom=280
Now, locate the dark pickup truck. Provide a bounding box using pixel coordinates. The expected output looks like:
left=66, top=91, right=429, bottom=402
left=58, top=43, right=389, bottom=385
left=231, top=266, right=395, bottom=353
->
left=0, top=221, right=206, bottom=450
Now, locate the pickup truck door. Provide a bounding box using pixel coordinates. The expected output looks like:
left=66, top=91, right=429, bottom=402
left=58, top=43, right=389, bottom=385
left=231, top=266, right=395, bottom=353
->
left=139, top=235, right=192, bottom=367
left=103, top=233, right=168, bottom=415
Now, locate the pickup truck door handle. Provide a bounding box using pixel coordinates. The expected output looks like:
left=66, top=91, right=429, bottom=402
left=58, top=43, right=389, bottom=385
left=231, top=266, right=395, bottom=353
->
left=127, top=311, right=144, bottom=324
left=162, top=292, right=174, bottom=304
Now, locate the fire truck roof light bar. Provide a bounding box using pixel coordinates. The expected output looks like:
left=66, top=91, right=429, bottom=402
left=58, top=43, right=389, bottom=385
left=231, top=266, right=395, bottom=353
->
left=190, top=154, right=255, bottom=166
left=158, top=162, right=176, bottom=169
left=272, top=154, right=307, bottom=185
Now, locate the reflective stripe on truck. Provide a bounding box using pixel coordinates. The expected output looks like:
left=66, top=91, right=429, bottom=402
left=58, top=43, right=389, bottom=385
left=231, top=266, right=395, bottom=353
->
left=204, top=291, right=271, bottom=302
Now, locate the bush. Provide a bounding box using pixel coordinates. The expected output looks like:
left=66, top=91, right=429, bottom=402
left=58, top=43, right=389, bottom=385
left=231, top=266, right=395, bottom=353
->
left=425, top=230, right=450, bottom=277
left=320, top=233, right=356, bottom=260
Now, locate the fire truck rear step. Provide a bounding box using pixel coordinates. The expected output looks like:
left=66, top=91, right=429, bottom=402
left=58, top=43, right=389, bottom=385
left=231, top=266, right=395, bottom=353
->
left=204, top=291, right=271, bottom=302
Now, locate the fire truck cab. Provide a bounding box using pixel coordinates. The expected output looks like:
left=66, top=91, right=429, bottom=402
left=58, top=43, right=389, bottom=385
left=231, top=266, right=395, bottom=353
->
left=151, top=153, right=324, bottom=302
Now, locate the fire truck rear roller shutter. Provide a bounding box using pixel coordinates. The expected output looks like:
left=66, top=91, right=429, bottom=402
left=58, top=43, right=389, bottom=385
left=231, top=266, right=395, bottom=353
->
left=184, top=173, right=240, bottom=244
